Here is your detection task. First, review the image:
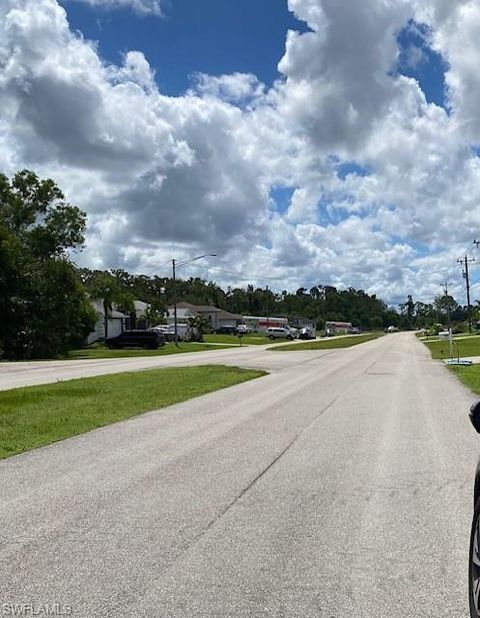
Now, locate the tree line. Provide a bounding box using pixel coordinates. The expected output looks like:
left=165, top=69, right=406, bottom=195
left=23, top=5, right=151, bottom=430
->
left=0, top=170, right=471, bottom=360
left=78, top=270, right=396, bottom=331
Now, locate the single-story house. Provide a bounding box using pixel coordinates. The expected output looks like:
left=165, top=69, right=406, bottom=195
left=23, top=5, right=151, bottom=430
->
left=134, top=300, right=149, bottom=320
left=87, top=299, right=129, bottom=344
left=166, top=302, right=222, bottom=330
left=217, top=310, right=244, bottom=329
left=131, top=300, right=151, bottom=328
left=166, top=302, right=244, bottom=331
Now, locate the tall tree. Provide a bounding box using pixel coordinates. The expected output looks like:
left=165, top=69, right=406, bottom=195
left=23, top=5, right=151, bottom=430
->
left=0, top=170, right=95, bottom=359
left=434, top=294, right=458, bottom=323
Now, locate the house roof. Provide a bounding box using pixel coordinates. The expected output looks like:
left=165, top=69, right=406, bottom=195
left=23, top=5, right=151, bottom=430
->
left=174, top=301, right=221, bottom=313
left=134, top=300, right=149, bottom=311
left=195, top=305, right=221, bottom=313
left=110, top=310, right=129, bottom=319
left=174, top=308, right=197, bottom=318
left=90, top=299, right=129, bottom=319
left=243, top=316, right=288, bottom=321
left=217, top=310, right=243, bottom=321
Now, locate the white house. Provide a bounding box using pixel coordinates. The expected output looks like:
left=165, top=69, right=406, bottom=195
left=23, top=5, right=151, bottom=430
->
left=87, top=299, right=129, bottom=344
left=134, top=300, right=149, bottom=321
left=216, top=310, right=244, bottom=329
left=166, top=302, right=243, bottom=331
left=165, top=302, right=220, bottom=329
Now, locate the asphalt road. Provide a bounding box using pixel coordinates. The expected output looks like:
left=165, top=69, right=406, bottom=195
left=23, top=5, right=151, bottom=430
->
left=0, top=333, right=478, bottom=617
left=0, top=342, right=329, bottom=390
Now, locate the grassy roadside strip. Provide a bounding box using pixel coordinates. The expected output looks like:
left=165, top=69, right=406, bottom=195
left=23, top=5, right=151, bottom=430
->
left=420, top=334, right=480, bottom=343
left=422, top=337, right=480, bottom=360
left=422, top=337, right=480, bottom=395
left=268, top=333, right=383, bottom=351
left=0, top=365, right=266, bottom=460
left=64, top=341, right=233, bottom=360
left=204, top=334, right=271, bottom=345
left=449, top=365, right=480, bottom=395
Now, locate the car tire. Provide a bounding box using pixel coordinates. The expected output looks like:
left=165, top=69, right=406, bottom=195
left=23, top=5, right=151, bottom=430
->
left=287, top=335, right=293, bottom=340
left=268, top=335, right=275, bottom=340
left=469, top=498, right=480, bottom=617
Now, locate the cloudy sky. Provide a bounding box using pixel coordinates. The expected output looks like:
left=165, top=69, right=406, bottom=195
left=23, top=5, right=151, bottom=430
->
left=1, top=0, right=480, bottom=304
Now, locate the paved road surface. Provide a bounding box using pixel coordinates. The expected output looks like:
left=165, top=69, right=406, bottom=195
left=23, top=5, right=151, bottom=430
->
left=0, top=343, right=330, bottom=390
left=0, top=333, right=478, bottom=617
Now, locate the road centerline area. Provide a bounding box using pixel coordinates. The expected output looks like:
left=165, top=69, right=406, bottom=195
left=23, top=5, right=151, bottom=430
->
left=0, top=333, right=477, bottom=617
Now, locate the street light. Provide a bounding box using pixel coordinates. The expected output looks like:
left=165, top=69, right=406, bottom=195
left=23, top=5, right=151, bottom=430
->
left=172, top=254, right=216, bottom=345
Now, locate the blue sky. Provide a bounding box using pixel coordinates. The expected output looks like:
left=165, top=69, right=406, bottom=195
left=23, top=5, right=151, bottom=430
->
left=396, top=20, right=448, bottom=109
left=2, top=0, right=480, bottom=304
left=58, top=1, right=448, bottom=230
left=59, top=0, right=309, bottom=95
left=59, top=2, right=448, bottom=107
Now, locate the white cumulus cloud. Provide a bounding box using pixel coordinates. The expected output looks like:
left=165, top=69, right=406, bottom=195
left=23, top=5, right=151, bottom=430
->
left=2, top=0, right=480, bottom=304
left=65, top=0, right=163, bottom=16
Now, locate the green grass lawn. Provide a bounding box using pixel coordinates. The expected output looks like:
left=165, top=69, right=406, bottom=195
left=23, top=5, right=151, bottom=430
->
left=0, top=365, right=266, bottom=459
left=269, top=333, right=383, bottom=351
left=421, top=333, right=480, bottom=343
left=423, top=337, right=480, bottom=360
left=65, top=341, right=232, bottom=360
left=449, top=365, right=480, bottom=395
left=204, top=333, right=272, bottom=345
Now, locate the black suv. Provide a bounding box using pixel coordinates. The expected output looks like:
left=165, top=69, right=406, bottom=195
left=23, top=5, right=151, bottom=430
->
left=105, top=330, right=165, bottom=350
left=215, top=326, right=238, bottom=335
left=469, top=401, right=480, bottom=616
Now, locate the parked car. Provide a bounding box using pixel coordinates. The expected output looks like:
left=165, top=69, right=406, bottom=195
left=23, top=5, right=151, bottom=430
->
left=468, top=400, right=480, bottom=616
left=105, top=330, right=165, bottom=349
left=236, top=324, right=249, bottom=335
left=215, top=326, right=238, bottom=335
left=151, top=324, right=176, bottom=341
left=288, top=327, right=299, bottom=338
left=152, top=323, right=201, bottom=342
left=153, top=325, right=169, bottom=332
left=298, top=327, right=315, bottom=340
left=266, top=327, right=294, bottom=340
left=385, top=325, right=399, bottom=333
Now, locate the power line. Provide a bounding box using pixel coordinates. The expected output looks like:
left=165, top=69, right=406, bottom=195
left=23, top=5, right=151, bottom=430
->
left=207, top=266, right=287, bottom=282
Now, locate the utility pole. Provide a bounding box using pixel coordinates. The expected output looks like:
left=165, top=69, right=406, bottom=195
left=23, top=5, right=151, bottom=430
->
left=265, top=285, right=269, bottom=329
left=171, top=254, right=216, bottom=347
left=172, top=259, right=178, bottom=346
left=458, top=254, right=475, bottom=334
left=442, top=281, right=454, bottom=360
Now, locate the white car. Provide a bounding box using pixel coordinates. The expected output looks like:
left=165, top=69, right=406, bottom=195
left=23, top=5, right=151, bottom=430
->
left=298, top=327, right=315, bottom=340
left=266, top=327, right=294, bottom=340
left=152, top=323, right=199, bottom=342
